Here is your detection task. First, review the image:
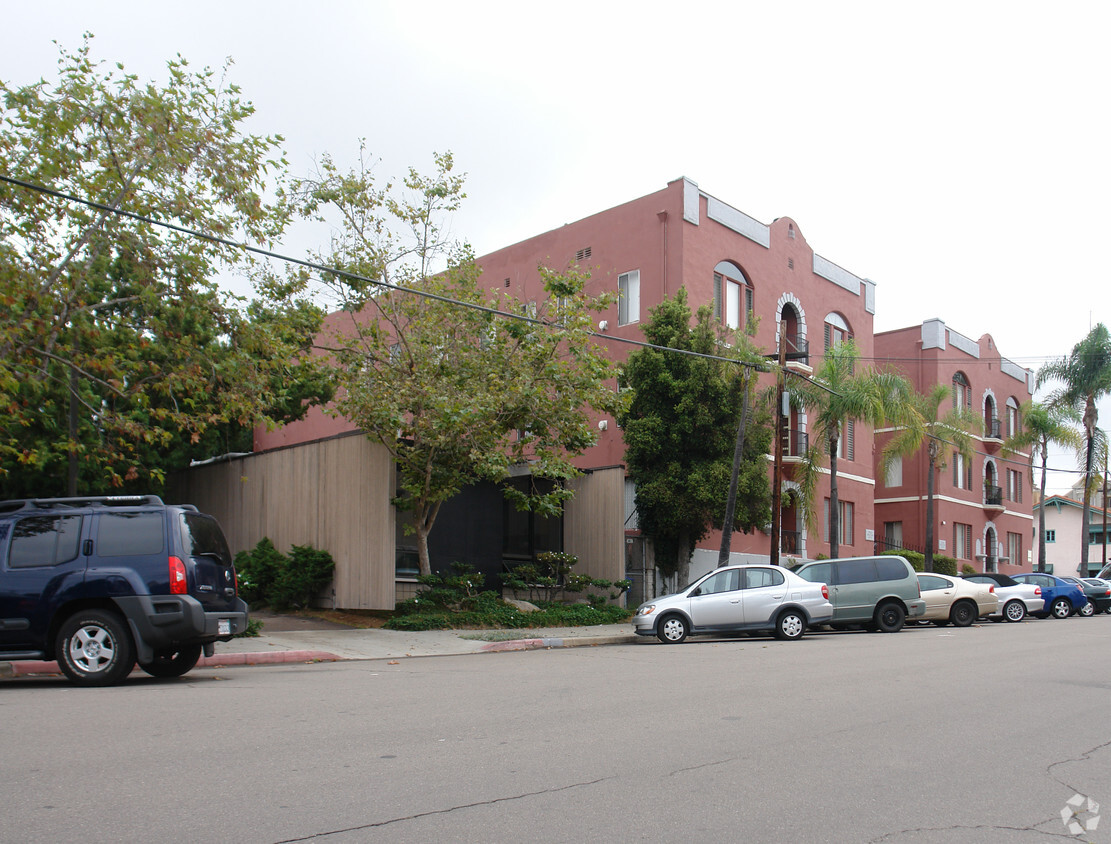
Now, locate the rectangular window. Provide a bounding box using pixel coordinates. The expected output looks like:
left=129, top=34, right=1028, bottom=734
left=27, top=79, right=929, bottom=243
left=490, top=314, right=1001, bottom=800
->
left=823, top=499, right=854, bottom=546
left=1007, top=531, right=1022, bottom=566
left=883, top=521, right=903, bottom=550
left=96, top=512, right=164, bottom=556
left=1045, top=529, right=1056, bottom=543
left=954, top=523, right=972, bottom=559
left=618, top=270, right=640, bottom=325
left=834, top=420, right=855, bottom=461
left=725, top=278, right=741, bottom=329
left=885, top=456, right=903, bottom=488
left=952, top=453, right=972, bottom=489
left=1006, top=468, right=1023, bottom=503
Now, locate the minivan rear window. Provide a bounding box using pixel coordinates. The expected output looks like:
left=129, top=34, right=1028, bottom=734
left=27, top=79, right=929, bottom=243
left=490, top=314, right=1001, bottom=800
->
left=875, top=558, right=910, bottom=581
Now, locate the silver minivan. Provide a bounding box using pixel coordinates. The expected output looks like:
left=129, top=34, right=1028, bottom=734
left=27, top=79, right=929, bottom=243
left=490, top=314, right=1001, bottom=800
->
left=792, top=555, right=925, bottom=632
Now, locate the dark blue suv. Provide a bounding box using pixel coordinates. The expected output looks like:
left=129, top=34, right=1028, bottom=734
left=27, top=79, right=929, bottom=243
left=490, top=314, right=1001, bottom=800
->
left=1011, top=572, right=1089, bottom=619
left=0, top=495, right=248, bottom=685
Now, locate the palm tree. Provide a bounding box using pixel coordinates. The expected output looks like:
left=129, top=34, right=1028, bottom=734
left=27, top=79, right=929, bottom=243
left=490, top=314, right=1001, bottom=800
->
left=792, top=341, right=915, bottom=559
left=1038, top=324, right=1111, bottom=574
left=1002, top=401, right=1083, bottom=571
left=881, top=383, right=979, bottom=572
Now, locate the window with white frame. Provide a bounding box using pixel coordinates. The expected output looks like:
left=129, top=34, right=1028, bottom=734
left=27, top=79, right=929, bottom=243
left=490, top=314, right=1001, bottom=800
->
left=824, top=313, right=852, bottom=350
left=823, top=499, right=854, bottom=546
left=834, top=419, right=855, bottom=461
left=952, top=452, right=972, bottom=489
left=713, top=263, right=752, bottom=330
left=885, top=456, right=903, bottom=488
left=954, top=523, right=972, bottom=559
left=1007, top=531, right=1022, bottom=566
left=884, top=521, right=903, bottom=549
left=1006, top=468, right=1023, bottom=502
left=952, top=372, right=971, bottom=410
left=618, top=270, right=640, bottom=325
left=1006, top=397, right=1020, bottom=438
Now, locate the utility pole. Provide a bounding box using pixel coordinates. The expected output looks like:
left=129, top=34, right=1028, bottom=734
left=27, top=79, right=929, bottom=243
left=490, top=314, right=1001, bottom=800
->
left=770, top=338, right=787, bottom=566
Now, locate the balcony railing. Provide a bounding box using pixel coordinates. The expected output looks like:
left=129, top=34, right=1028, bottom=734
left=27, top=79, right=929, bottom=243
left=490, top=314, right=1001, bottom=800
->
left=781, top=530, right=801, bottom=555
left=984, top=417, right=1001, bottom=440
left=983, top=485, right=1003, bottom=508
left=783, top=334, right=809, bottom=364
left=782, top=428, right=809, bottom=458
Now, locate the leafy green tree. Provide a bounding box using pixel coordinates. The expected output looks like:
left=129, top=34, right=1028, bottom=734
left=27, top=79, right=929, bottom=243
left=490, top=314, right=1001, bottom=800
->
left=791, top=341, right=914, bottom=558
left=1038, top=324, right=1111, bottom=572
left=619, top=289, right=772, bottom=587
left=1002, top=401, right=1083, bottom=571
left=287, top=150, right=620, bottom=576
left=0, top=37, right=331, bottom=496
left=881, top=383, right=979, bottom=571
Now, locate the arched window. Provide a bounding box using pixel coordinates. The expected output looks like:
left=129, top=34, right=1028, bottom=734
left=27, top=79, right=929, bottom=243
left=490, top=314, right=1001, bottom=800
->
left=824, top=312, right=852, bottom=350
left=713, top=261, right=752, bottom=330
left=1006, top=397, right=1020, bottom=437
left=952, top=372, right=971, bottom=410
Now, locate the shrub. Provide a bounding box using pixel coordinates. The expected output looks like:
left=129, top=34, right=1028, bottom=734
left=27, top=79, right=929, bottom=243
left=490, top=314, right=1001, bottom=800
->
left=234, top=538, right=335, bottom=611
left=271, top=544, right=336, bottom=611
left=235, top=538, right=286, bottom=605
left=961, top=563, right=976, bottom=575
left=504, top=551, right=629, bottom=605
left=933, top=555, right=958, bottom=576
left=881, top=548, right=925, bottom=571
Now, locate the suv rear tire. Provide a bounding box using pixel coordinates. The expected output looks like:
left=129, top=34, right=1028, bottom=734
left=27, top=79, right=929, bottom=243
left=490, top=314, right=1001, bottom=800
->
left=56, top=610, right=135, bottom=687
left=139, top=645, right=203, bottom=678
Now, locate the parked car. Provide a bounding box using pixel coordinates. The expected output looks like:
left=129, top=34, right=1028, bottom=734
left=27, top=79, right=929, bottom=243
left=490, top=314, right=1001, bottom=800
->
left=633, top=565, right=833, bottom=643
left=792, top=555, right=926, bottom=632
left=960, top=572, right=1043, bottom=622
left=916, top=573, right=997, bottom=626
left=0, top=495, right=248, bottom=686
left=1081, top=578, right=1111, bottom=614
left=1011, top=573, right=1088, bottom=619
left=1061, top=576, right=1111, bottom=616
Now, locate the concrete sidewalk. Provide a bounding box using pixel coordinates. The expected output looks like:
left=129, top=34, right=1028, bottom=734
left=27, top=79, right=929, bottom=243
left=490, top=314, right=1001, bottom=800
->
left=0, top=621, right=642, bottom=678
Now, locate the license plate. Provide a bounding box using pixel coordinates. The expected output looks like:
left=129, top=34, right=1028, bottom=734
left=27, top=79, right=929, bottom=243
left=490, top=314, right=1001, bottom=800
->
left=218, top=619, right=231, bottom=635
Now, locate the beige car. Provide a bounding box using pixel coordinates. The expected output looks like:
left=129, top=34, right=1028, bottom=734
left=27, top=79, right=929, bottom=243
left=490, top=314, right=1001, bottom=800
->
left=916, top=573, right=998, bottom=627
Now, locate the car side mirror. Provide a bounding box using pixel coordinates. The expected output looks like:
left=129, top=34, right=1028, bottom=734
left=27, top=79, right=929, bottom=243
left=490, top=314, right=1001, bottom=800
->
left=689, top=588, right=701, bottom=597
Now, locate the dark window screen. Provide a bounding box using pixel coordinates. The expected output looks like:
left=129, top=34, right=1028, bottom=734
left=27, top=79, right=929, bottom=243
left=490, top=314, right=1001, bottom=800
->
left=875, top=558, right=910, bottom=581
left=9, top=516, right=83, bottom=568
left=97, top=513, right=164, bottom=556
left=835, top=559, right=878, bottom=585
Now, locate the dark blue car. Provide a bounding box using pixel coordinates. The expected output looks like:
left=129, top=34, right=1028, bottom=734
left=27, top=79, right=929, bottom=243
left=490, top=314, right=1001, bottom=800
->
left=1011, top=573, right=1089, bottom=619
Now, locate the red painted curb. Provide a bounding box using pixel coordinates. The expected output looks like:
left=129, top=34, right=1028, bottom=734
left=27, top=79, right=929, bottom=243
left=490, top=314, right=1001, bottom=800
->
left=2, top=650, right=343, bottom=677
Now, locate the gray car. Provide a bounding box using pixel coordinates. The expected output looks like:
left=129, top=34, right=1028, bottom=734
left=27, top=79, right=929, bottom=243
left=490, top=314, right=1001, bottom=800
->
left=633, top=564, right=833, bottom=643
left=961, top=572, right=1044, bottom=622
left=792, top=555, right=926, bottom=632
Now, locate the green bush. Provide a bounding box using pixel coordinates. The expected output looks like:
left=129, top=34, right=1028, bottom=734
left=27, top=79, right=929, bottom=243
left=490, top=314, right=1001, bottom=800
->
left=235, top=538, right=286, bottom=605
left=504, top=551, right=629, bottom=605
left=234, top=538, right=335, bottom=611
left=933, top=555, right=958, bottom=576
left=271, top=544, right=336, bottom=611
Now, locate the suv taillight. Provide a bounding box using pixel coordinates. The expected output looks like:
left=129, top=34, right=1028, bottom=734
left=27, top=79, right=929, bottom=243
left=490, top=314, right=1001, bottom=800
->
left=821, top=584, right=829, bottom=600
left=169, top=556, right=187, bottom=594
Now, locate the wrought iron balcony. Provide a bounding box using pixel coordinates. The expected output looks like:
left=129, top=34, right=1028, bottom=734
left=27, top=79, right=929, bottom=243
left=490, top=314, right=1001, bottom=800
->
left=781, top=530, right=801, bottom=555
left=983, top=484, right=1003, bottom=508
left=984, top=417, right=1001, bottom=440
left=783, top=334, right=808, bottom=363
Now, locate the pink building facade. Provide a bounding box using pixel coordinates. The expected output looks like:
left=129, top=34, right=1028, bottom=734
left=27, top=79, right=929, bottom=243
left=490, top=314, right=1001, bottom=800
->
left=873, top=319, right=1035, bottom=573
left=473, top=177, right=879, bottom=578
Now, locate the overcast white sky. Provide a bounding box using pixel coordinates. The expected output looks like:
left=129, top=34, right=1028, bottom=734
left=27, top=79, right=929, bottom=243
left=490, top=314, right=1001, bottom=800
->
left=5, top=1, right=1110, bottom=493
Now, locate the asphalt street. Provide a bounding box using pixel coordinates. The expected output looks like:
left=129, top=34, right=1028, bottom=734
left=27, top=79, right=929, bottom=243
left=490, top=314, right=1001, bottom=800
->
left=3, top=614, right=1110, bottom=843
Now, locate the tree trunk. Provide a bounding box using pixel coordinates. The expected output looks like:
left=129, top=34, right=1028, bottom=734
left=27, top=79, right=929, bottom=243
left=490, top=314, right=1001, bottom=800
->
left=718, top=373, right=751, bottom=567
left=925, top=442, right=939, bottom=573
left=1081, top=428, right=1095, bottom=573
left=1037, top=436, right=1049, bottom=572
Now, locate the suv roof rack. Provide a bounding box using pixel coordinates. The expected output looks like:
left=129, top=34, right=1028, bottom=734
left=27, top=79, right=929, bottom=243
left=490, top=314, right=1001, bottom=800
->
left=0, top=495, right=165, bottom=514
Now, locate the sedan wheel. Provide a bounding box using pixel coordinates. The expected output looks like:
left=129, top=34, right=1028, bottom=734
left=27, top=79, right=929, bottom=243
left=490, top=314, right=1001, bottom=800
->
left=656, top=614, right=689, bottom=644
left=1002, top=600, right=1026, bottom=623
left=1050, top=598, right=1072, bottom=619
left=774, top=610, right=806, bottom=641
left=949, top=601, right=977, bottom=627
left=1078, top=602, right=1095, bottom=617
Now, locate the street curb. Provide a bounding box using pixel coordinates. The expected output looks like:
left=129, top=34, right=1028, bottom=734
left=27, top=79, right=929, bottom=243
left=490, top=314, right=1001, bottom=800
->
left=0, top=650, right=343, bottom=678
left=480, top=634, right=639, bottom=652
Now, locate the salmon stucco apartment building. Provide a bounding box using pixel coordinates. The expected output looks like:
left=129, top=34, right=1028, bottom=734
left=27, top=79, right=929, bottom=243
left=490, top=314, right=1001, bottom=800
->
left=873, top=319, right=1035, bottom=574
left=172, top=178, right=1026, bottom=610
